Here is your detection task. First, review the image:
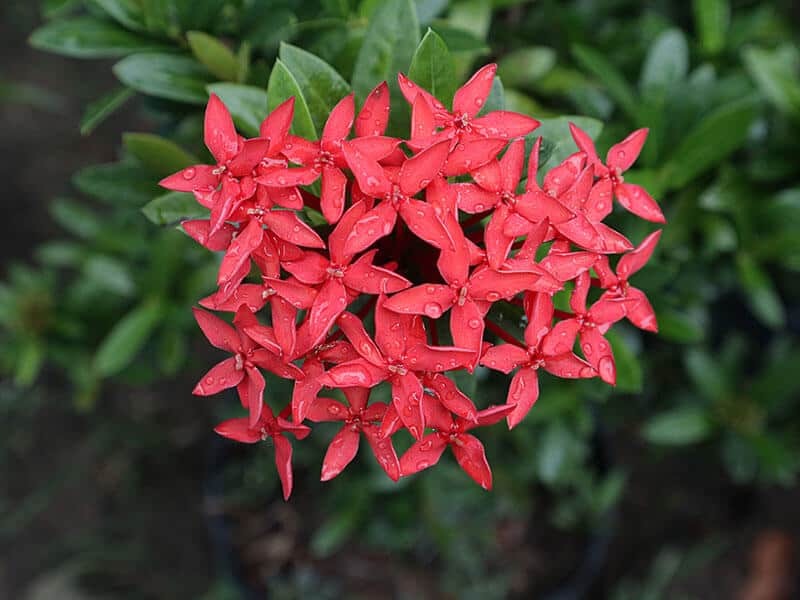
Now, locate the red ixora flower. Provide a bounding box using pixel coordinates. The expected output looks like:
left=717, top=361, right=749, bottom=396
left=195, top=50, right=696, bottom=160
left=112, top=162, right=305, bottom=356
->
left=163, top=63, right=663, bottom=498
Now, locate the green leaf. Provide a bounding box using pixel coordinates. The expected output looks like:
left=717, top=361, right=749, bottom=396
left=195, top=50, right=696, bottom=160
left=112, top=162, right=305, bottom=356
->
left=82, top=255, right=137, bottom=297
left=427, top=22, right=489, bottom=53
left=90, top=0, right=146, bottom=32
left=279, top=43, right=351, bottom=136
left=267, top=59, right=317, bottom=140
left=662, top=98, right=758, bottom=189
left=642, top=407, right=712, bottom=446
left=42, top=0, right=83, bottom=19
left=93, top=298, right=164, bottom=377
left=693, top=0, right=730, bottom=54
left=14, top=339, right=44, bottom=388
left=684, top=348, right=728, bottom=400
left=408, top=29, right=456, bottom=109
left=446, top=0, right=491, bottom=40
left=80, top=87, right=134, bottom=135
left=352, top=0, right=420, bottom=132
left=639, top=28, right=689, bottom=98
left=478, top=75, right=504, bottom=114
left=73, top=162, right=162, bottom=207
left=142, top=191, right=208, bottom=225
left=742, top=45, right=800, bottom=120
left=656, top=309, right=705, bottom=344
left=206, top=83, right=268, bottom=137
left=605, top=330, right=642, bottom=393
left=29, top=16, right=168, bottom=58
left=572, top=44, right=638, bottom=119
left=123, top=133, right=198, bottom=177
left=50, top=198, right=101, bottom=239
left=414, top=0, right=448, bottom=25
left=497, top=46, right=556, bottom=90
left=113, top=53, right=214, bottom=104
left=186, top=31, right=239, bottom=81
left=736, top=253, right=786, bottom=329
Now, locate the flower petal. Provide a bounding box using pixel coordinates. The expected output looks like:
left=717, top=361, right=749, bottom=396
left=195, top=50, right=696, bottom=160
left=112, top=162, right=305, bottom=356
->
left=399, top=140, right=450, bottom=196
left=305, top=278, right=348, bottom=343
left=320, top=165, right=347, bottom=224
left=205, top=94, right=238, bottom=163
left=228, top=138, right=270, bottom=177
left=543, top=352, right=595, bottom=379
left=405, top=344, right=475, bottom=372
left=342, top=142, right=392, bottom=197
left=615, top=182, right=665, bottom=223
left=382, top=284, right=454, bottom=316
left=450, top=299, right=485, bottom=366
left=356, top=81, right=390, bottom=137
left=245, top=365, right=266, bottom=426
left=480, top=344, right=528, bottom=374
left=217, top=218, right=262, bottom=286
left=541, top=319, right=581, bottom=356
left=473, top=110, right=540, bottom=140
left=160, top=165, right=219, bottom=192
left=214, top=417, right=261, bottom=443
left=579, top=326, right=615, bottom=385
left=319, top=358, right=388, bottom=388
left=291, top=357, right=324, bottom=423
left=320, top=427, right=360, bottom=481
left=322, top=93, right=355, bottom=145
left=344, top=251, right=412, bottom=295
left=363, top=425, right=401, bottom=481
left=505, top=367, right=540, bottom=429
left=400, top=433, right=448, bottom=477
left=427, top=373, right=477, bottom=423
left=618, top=229, right=662, bottom=280
left=337, top=312, right=386, bottom=367
left=272, top=434, right=295, bottom=500
left=399, top=199, right=455, bottom=251
left=261, top=96, right=294, bottom=155
left=193, top=307, right=239, bottom=352
left=453, top=63, right=497, bottom=118
left=606, top=128, right=648, bottom=172
left=342, top=201, right=398, bottom=257
left=182, top=220, right=234, bottom=251
left=524, top=292, right=554, bottom=348
left=443, top=138, right=507, bottom=176
left=193, top=357, right=245, bottom=396
left=261, top=210, right=326, bottom=249
left=451, top=433, right=493, bottom=490
left=392, top=371, right=426, bottom=440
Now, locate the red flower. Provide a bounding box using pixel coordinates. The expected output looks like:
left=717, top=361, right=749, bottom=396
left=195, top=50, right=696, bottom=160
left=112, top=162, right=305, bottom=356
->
left=160, top=64, right=664, bottom=498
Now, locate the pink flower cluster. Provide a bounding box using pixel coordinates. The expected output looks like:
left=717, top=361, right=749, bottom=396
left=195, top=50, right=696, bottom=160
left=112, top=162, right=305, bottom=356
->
left=160, top=64, right=664, bottom=499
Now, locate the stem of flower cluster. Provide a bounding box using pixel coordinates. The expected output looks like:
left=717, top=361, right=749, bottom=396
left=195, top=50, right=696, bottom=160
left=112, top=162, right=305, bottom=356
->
left=484, top=318, right=526, bottom=348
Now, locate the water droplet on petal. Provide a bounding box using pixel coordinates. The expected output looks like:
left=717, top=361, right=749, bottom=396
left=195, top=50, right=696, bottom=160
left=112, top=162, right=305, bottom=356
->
left=474, top=98, right=483, bottom=107
left=416, top=460, right=430, bottom=470
left=468, top=318, right=481, bottom=329
left=423, top=302, right=443, bottom=318
left=182, top=168, right=196, bottom=180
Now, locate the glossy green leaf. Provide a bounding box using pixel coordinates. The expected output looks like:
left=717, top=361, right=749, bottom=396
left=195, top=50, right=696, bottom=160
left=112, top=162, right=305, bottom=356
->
left=662, top=97, right=758, bottom=189
left=446, top=0, right=491, bottom=40
left=693, top=0, right=730, bottom=54
left=90, top=0, right=146, bottom=32
left=427, top=22, right=489, bottom=53
left=206, top=83, right=268, bottom=137
left=478, top=75, right=504, bottom=115
left=80, top=87, right=134, bottom=135
left=352, top=0, right=420, bottom=110
left=656, top=309, right=705, bottom=344
left=685, top=348, right=728, bottom=400
left=642, top=407, right=712, bottom=446
left=497, top=47, right=556, bottom=90
left=267, top=59, right=317, bottom=140
left=93, top=298, right=164, bottom=376
left=113, top=53, right=214, bottom=104
left=83, top=255, right=137, bottom=297
left=142, top=191, right=208, bottom=225
left=14, top=339, right=44, bottom=388
left=50, top=198, right=101, bottom=239
left=531, top=116, right=603, bottom=173
left=639, top=28, right=689, bottom=97
left=187, top=31, right=239, bottom=81
left=42, top=0, right=83, bottom=19
left=572, top=43, right=638, bottom=119
left=736, top=253, right=786, bottom=329
left=408, top=29, right=456, bottom=109
left=279, top=43, right=351, bottom=135
left=30, top=16, right=168, bottom=58
left=742, top=45, right=800, bottom=119
left=123, top=133, right=198, bottom=177
left=73, top=162, right=162, bottom=207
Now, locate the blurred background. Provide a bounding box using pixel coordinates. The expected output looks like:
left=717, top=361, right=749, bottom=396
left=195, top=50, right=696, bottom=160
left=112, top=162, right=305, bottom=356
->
left=1, top=0, right=799, bottom=598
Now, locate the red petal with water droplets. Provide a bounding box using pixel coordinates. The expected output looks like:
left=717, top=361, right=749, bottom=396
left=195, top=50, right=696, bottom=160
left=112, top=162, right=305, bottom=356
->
left=405, top=344, right=475, bottom=372
left=453, top=63, right=497, bottom=117
left=399, top=140, right=450, bottom=196
left=342, top=142, right=392, bottom=197
left=209, top=177, right=243, bottom=236
left=242, top=323, right=282, bottom=356
left=606, top=128, right=648, bottom=172
left=218, top=218, right=262, bottom=286
left=382, top=284, right=454, bottom=316
left=541, top=319, right=581, bottom=356
left=556, top=214, right=600, bottom=250
left=483, top=205, right=514, bottom=269
left=272, top=434, right=294, bottom=500
left=451, top=433, right=492, bottom=490
left=473, top=403, right=516, bottom=428
left=291, top=357, right=323, bottom=423
left=256, top=166, right=319, bottom=187
left=500, top=139, right=526, bottom=192
left=251, top=349, right=304, bottom=380
left=480, top=344, right=528, bottom=374
left=570, top=271, right=590, bottom=315
left=319, top=358, right=388, bottom=388
left=543, top=353, right=594, bottom=379
left=397, top=72, right=447, bottom=113
left=205, top=94, right=239, bottom=163
left=468, top=266, right=541, bottom=301
left=356, top=82, right=390, bottom=137
left=618, top=229, right=662, bottom=279
left=580, top=327, right=616, bottom=385
left=194, top=357, right=244, bottom=396
left=345, top=255, right=412, bottom=295
left=182, top=220, right=234, bottom=251
left=451, top=299, right=484, bottom=367
left=585, top=178, right=614, bottom=221
left=202, top=284, right=266, bottom=313
left=399, top=199, right=455, bottom=251
left=625, top=287, right=658, bottom=332
left=228, top=138, right=270, bottom=177
left=506, top=368, right=540, bottom=429
left=524, top=292, right=554, bottom=348
left=410, top=93, right=438, bottom=143
left=244, top=365, right=265, bottom=426
left=214, top=417, right=261, bottom=443
left=349, top=136, right=400, bottom=161
left=515, top=190, right=574, bottom=224
left=474, top=110, right=540, bottom=140
left=322, top=93, right=355, bottom=145
left=428, top=373, right=477, bottom=422
left=540, top=252, right=597, bottom=283
left=595, top=223, right=633, bottom=253
left=337, top=312, right=386, bottom=367
left=443, top=138, right=507, bottom=176
left=452, top=183, right=497, bottom=214
left=328, top=200, right=368, bottom=264
left=261, top=97, right=294, bottom=154
left=363, top=425, right=401, bottom=481
left=320, top=165, right=347, bottom=224
left=321, top=427, right=360, bottom=481
left=589, top=298, right=628, bottom=326
left=305, top=278, right=348, bottom=342
left=261, top=210, right=325, bottom=248
left=471, top=159, right=503, bottom=193
left=193, top=307, right=238, bottom=351
left=400, top=433, right=448, bottom=476
left=270, top=296, right=297, bottom=357
left=373, top=294, right=414, bottom=359
left=160, top=165, right=219, bottom=192
left=342, top=201, right=398, bottom=257
left=615, top=182, right=665, bottom=223
left=525, top=137, right=543, bottom=192
left=568, top=122, right=600, bottom=163
left=392, top=372, right=426, bottom=440
left=262, top=277, right=317, bottom=309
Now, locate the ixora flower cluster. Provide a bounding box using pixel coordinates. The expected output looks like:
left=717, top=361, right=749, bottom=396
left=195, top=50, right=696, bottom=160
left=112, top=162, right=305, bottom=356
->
left=161, top=64, right=664, bottom=499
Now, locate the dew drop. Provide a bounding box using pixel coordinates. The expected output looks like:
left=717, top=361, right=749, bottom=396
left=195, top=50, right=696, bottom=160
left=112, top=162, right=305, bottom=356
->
left=582, top=343, right=592, bottom=355
left=416, top=460, right=430, bottom=470
left=468, top=318, right=481, bottom=329
left=423, top=302, right=443, bottom=318
left=486, top=292, right=501, bottom=302
left=474, top=98, right=484, bottom=107
left=182, top=168, right=196, bottom=180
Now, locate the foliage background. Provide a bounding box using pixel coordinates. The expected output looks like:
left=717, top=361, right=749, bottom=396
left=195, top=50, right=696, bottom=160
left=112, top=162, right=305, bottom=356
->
left=1, top=0, right=799, bottom=598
